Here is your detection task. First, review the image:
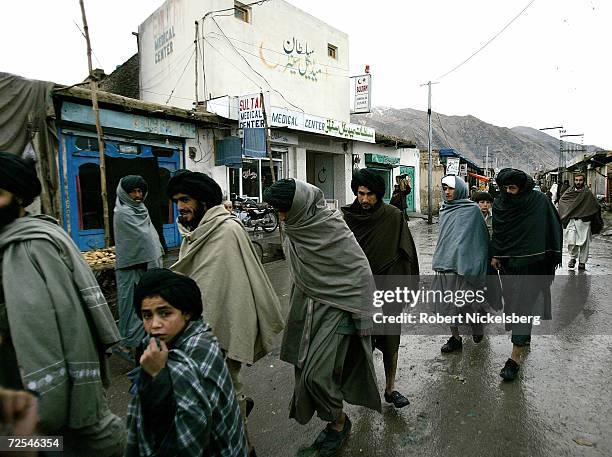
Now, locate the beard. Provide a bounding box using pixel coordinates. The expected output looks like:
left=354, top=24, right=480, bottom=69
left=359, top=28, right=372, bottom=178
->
left=575, top=183, right=585, bottom=189
left=178, top=203, right=206, bottom=230
left=0, top=197, right=21, bottom=231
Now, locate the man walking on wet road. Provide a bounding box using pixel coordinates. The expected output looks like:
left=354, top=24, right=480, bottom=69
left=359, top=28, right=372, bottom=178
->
left=264, top=178, right=381, bottom=457
left=342, top=169, right=419, bottom=409
left=558, top=173, right=603, bottom=271
left=491, top=168, right=562, bottom=381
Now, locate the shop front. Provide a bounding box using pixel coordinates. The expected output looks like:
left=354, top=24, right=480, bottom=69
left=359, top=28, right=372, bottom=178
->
left=227, top=152, right=285, bottom=202
left=364, top=153, right=400, bottom=203
left=57, top=100, right=198, bottom=251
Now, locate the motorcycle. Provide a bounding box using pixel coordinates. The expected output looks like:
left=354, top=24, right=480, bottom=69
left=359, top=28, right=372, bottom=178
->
left=230, top=194, right=278, bottom=232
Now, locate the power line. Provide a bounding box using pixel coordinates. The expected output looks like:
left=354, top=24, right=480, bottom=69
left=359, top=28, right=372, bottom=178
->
left=141, top=44, right=197, bottom=90
left=73, top=20, right=103, bottom=68
left=436, top=0, right=537, bottom=80
left=165, top=49, right=195, bottom=104
left=208, top=16, right=304, bottom=112
left=204, top=33, right=349, bottom=78
left=202, top=0, right=270, bottom=20
left=204, top=31, right=350, bottom=72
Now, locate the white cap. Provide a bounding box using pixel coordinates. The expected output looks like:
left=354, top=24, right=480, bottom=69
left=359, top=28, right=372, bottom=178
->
left=441, top=175, right=456, bottom=188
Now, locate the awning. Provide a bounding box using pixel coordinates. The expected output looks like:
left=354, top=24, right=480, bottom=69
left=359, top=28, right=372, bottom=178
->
left=468, top=172, right=490, bottom=182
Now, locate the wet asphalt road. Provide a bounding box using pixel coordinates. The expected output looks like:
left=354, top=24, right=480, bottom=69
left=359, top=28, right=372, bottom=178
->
left=106, top=219, right=612, bottom=457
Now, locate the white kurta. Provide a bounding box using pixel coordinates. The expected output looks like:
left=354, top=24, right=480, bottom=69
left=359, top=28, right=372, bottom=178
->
left=564, top=218, right=591, bottom=263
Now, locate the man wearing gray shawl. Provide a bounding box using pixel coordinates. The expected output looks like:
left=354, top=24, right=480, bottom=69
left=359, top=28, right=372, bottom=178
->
left=264, top=179, right=381, bottom=457
left=432, top=175, right=490, bottom=353
left=113, top=175, right=163, bottom=355
left=0, top=151, right=125, bottom=456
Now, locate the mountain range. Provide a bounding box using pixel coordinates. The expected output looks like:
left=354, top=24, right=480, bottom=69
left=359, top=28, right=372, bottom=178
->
left=351, top=107, right=601, bottom=173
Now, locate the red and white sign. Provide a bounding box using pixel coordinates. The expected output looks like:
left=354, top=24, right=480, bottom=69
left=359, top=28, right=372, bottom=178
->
left=239, top=94, right=266, bottom=129
left=352, top=74, right=371, bottom=114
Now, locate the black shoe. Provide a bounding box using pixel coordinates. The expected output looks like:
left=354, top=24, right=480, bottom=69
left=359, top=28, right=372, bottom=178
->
left=568, top=259, right=576, bottom=269
left=319, top=415, right=352, bottom=457
left=441, top=336, right=462, bottom=353
left=500, top=358, right=520, bottom=381
left=384, top=390, right=410, bottom=408
left=473, top=334, right=484, bottom=343
left=578, top=263, right=586, bottom=270
left=245, top=397, right=254, bottom=417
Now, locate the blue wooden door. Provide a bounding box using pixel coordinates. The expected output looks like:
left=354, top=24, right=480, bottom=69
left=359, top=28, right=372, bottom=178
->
left=60, top=133, right=181, bottom=251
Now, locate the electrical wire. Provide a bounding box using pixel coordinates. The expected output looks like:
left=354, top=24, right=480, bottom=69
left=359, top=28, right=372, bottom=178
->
left=141, top=44, right=197, bottom=90
left=202, top=0, right=271, bottom=20
left=208, top=16, right=304, bottom=112
left=204, top=33, right=349, bottom=78
left=436, top=0, right=537, bottom=80
left=73, top=20, right=104, bottom=68
left=165, top=49, right=196, bottom=104
left=202, top=37, right=271, bottom=94
left=204, top=31, right=350, bottom=72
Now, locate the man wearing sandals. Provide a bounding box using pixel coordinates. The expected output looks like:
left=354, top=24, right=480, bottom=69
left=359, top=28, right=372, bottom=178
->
left=264, top=179, right=381, bottom=456
left=342, top=169, right=419, bottom=409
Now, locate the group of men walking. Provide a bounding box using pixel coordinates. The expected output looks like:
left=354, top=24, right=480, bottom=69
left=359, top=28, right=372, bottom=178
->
left=0, top=148, right=604, bottom=456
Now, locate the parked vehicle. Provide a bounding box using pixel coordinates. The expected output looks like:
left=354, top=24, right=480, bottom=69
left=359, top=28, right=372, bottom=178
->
left=230, top=194, right=279, bottom=232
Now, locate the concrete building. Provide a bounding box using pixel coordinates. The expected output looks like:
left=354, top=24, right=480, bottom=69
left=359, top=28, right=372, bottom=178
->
left=135, top=0, right=416, bottom=206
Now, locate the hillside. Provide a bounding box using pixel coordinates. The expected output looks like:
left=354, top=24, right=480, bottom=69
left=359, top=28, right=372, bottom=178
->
left=351, top=107, right=599, bottom=172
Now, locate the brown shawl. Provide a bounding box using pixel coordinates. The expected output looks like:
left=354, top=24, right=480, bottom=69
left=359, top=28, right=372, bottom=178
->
left=558, top=186, right=602, bottom=233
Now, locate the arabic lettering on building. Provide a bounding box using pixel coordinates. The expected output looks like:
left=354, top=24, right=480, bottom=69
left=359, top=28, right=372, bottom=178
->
left=259, top=37, right=322, bottom=82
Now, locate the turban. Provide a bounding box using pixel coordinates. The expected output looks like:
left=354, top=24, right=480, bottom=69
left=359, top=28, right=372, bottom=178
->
left=496, top=168, right=534, bottom=192
left=120, top=175, right=148, bottom=194
left=133, top=268, right=203, bottom=320
left=263, top=178, right=296, bottom=212
left=350, top=168, right=386, bottom=200
left=0, top=151, right=42, bottom=206
left=472, top=191, right=493, bottom=203
left=167, top=170, right=222, bottom=209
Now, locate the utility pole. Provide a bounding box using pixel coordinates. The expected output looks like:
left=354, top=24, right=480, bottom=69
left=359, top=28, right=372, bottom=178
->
left=194, top=21, right=199, bottom=104
left=421, top=81, right=438, bottom=224
left=485, top=145, right=489, bottom=177
left=539, top=126, right=564, bottom=183
left=79, top=0, right=111, bottom=247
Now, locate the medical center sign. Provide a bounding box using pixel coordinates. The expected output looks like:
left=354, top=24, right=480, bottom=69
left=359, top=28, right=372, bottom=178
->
left=239, top=94, right=266, bottom=129
left=352, top=74, right=371, bottom=114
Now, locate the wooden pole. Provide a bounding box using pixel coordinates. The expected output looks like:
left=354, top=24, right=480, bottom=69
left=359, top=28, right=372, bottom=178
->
left=79, top=0, right=111, bottom=247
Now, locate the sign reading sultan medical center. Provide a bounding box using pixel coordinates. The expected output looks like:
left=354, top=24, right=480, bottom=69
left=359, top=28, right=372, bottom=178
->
left=239, top=94, right=266, bottom=129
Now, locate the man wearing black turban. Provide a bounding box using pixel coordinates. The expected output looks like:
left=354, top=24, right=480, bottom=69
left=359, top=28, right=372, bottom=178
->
left=168, top=170, right=284, bottom=456
left=491, top=168, right=562, bottom=381
left=127, top=268, right=248, bottom=457
left=0, top=152, right=125, bottom=454
left=342, top=169, right=419, bottom=409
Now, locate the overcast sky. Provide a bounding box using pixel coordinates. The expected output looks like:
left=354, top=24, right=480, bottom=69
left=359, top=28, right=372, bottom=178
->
left=4, top=0, right=610, bottom=149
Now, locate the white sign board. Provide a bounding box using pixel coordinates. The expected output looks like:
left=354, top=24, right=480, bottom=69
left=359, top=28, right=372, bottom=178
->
left=238, top=94, right=265, bottom=129
left=352, top=74, right=371, bottom=114
left=459, top=163, right=468, bottom=177
left=269, top=107, right=375, bottom=143
left=446, top=157, right=460, bottom=175
left=270, top=130, right=299, bottom=145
